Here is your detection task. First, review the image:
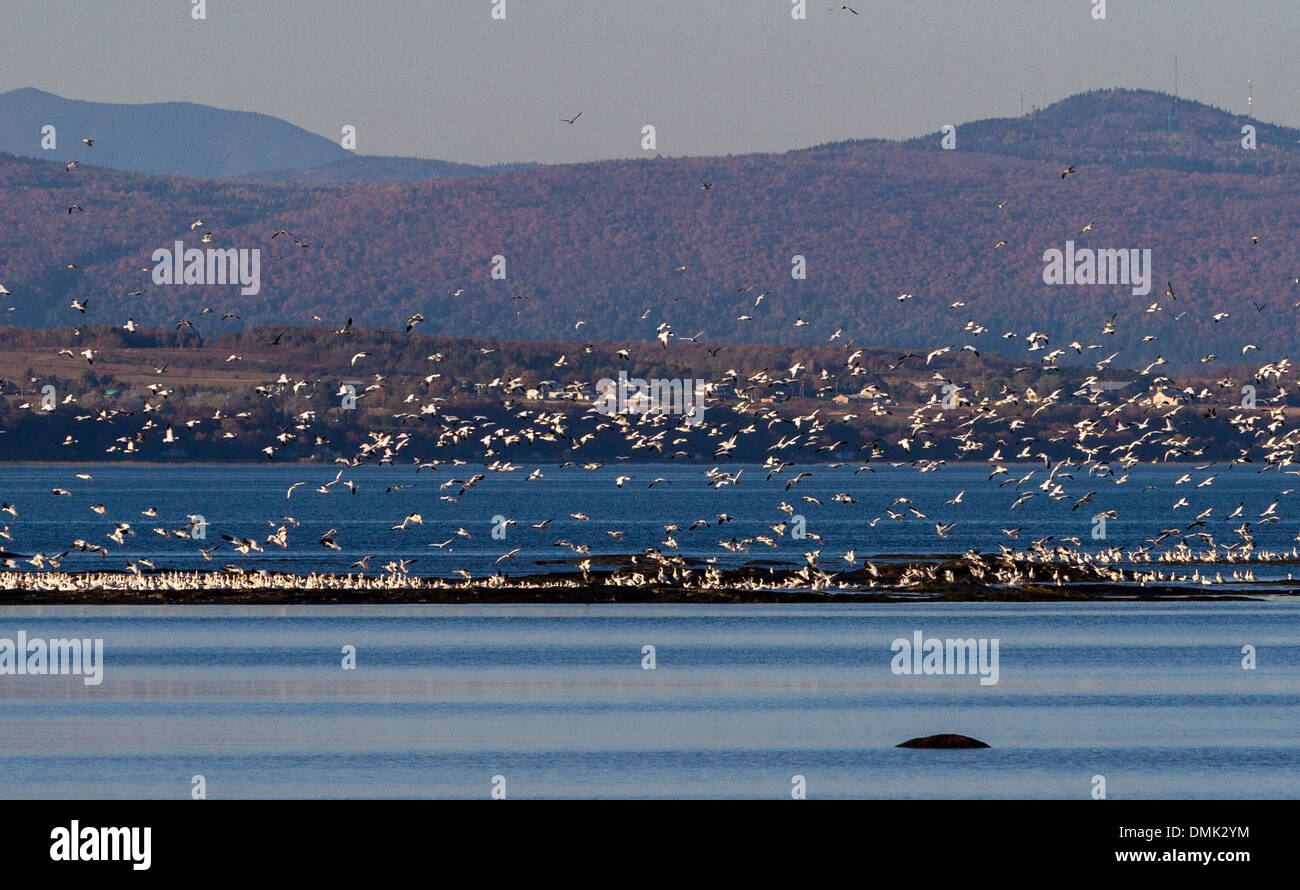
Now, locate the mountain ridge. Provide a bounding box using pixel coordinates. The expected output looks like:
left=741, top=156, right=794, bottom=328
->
left=0, top=87, right=525, bottom=181
left=1, top=87, right=1296, bottom=369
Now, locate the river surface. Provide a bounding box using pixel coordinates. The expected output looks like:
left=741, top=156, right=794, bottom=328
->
left=0, top=602, right=1295, bottom=799
left=3, top=462, right=1299, bottom=579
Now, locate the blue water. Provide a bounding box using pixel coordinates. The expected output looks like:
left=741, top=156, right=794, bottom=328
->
left=2, top=462, right=1298, bottom=579
left=0, top=603, right=1295, bottom=799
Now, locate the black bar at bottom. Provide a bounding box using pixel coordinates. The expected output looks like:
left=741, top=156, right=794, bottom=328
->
left=1, top=800, right=1284, bottom=878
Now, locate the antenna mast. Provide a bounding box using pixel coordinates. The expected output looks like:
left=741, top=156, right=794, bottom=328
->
left=1170, top=54, right=1178, bottom=129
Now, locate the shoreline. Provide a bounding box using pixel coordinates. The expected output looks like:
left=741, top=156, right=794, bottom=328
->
left=0, top=458, right=1254, bottom=467
left=5, top=550, right=1297, bottom=605
left=1, top=577, right=1288, bottom=606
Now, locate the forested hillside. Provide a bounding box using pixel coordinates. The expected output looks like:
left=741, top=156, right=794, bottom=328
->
left=1, top=88, right=1296, bottom=368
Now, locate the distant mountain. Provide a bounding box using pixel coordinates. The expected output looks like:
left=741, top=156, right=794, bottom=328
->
left=244, top=155, right=536, bottom=183
left=900, top=88, right=1300, bottom=176
left=0, top=88, right=521, bottom=181
left=0, top=87, right=348, bottom=178
left=1, top=88, right=1297, bottom=368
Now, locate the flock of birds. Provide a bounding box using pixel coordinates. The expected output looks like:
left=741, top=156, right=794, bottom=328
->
left=1, top=118, right=1298, bottom=599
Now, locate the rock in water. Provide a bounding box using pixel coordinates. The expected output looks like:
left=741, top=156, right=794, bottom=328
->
left=896, top=734, right=990, bottom=749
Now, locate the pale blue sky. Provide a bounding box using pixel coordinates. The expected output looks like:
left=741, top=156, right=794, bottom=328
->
left=0, top=0, right=1294, bottom=164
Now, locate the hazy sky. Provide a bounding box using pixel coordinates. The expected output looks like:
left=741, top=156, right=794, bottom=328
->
left=1, top=0, right=1296, bottom=165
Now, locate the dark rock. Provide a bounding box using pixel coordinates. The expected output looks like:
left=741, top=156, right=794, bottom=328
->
left=896, top=734, right=990, bottom=749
